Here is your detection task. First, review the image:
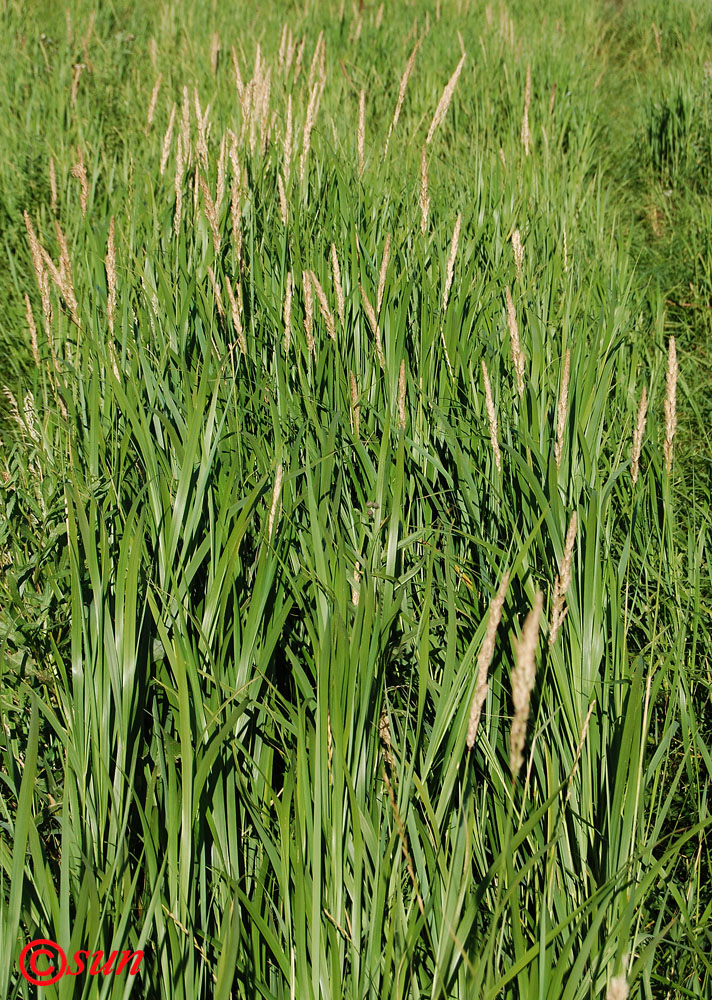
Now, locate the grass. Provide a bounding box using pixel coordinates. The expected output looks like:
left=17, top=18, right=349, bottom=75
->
left=0, top=0, right=710, bottom=997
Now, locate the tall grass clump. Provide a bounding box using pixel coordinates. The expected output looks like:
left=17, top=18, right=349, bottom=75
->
left=0, top=2, right=710, bottom=998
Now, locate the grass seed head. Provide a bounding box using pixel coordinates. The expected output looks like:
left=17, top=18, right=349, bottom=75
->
left=521, top=63, right=532, bottom=155
left=384, top=39, right=420, bottom=157
left=147, top=72, right=162, bottom=128
left=207, top=265, right=225, bottom=323
left=360, top=283, right=384, bottom=369
left=426, top=52, right=466, bottom=144
left=106, top=217, right=116, bottom=336
left=512, top=228, right=524, bottom=277
left=549, top=511, right=577, bottom=646
left=357, top=89, right=366, bottom=177
left=420, top=146, right=430, bottom=234
left=225, top=278, right=247, bottom=355
left=377, top=233, right=391, bottom=314
left=481, top=360, right=501, bottom=473
left=606, top=976, right=629, bottom=1000
left=505, top=285, right=525, bottom=397
left=331, top=244, right=345, bottom=327
left=71, top=146, right=89, bottom=216
left=277, top=171, right=288, bottom=225
left=510, top=590, right=543, bottom=777
left=554, top=348, right=570, bottom=469
left=283, top=271, right=293, bottom=357
left=300, top=81, right=321, bottom=182
left=398, top=360, right=406, bottom=430
left=268, top=463, right=283, bottom=540
left=160, top=103, right=176, bottom=175
left=664, top=336, right=678, bottom=473
left=443, top=213, right=462, bottom=312
left=303, top=270, right=315, bottom=354
left=210, top=31, right=220, bottom=76
left=310, top=270, right=336, bottom=341
left=25, top=294, right=40, bottom=366
left=231, top=45, right=244, bottom=99
left=467, top=570, right=509, bottom=749
left=284, top=93, right=293, bottom=180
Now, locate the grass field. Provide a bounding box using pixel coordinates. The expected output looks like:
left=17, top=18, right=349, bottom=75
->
left=1, top=1, right=711, bottom=997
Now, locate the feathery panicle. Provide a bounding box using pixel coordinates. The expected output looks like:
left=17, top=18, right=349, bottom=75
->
left=426, top=52, right=466, bottom=144
left=512, top=228, right=524, bottom=278
left=357, top=89, right=366, bottom=177
left=631, top=385, right=647, bottom=485
left=310, top=270, right=336, bottom=341
left=277, top=171, right=288, bottom=225
left=232, top=45, right=244, bottom=100
left=300, top=81, right=320, bottom=182
left=442, top=213, right=462, bottom=312
left=230, top=139, right=243, bottom=267
left=521, top=63, right=532, bottom=155
left=331, top=244, right=345, bottom=327
left=70, top=62, right=84, bottom=107
left=71, top=146, right=89, bottom=216
left=360, top=283, right=385, bottom=370
left=268, top=463, right=283, bottom=541
left=147, top=73, right=162, bottom=128
left=216, top=132, right=227, bottom=208
left=24, top=211, right=44, bottom=288
left=294, top=36, right=306, bottom=82
left=24, top=213, right=53, bottom=340
left=375, top=2, right=384, bottom=29
left=606, top=976, right=629, bottom=1000
left=384, top=40, right=420, bottom=157
left=53, top=220, right=80, bottom=329
left=225, top=278, right=247, bottom=355
left=307, top=31, right=324, bottom=96
left=350, top=370, right=360, bottom=438
left=181, top=86, right=191, bottom=160
left=664, top=336, right=678, bottom=473
left=200, top=175, right=221, bottom=254
left=278, top=23, right=288, bottom=74
left=398, top=360, right=406, bottom=430
left=352, top=559, right=361, bottom=605
left=510, top=590, right=543, bottom=777
left=303, top=270, right=315, bottom=354
left=106, top=217, right=117, bottom=337
left=379, top=709, right=393, bottom=766
left=420, top=146, right=430, bottom=234
left=207, top=266, right=225, bottom=323
left=49, top=156, right=58, bottom=213
left=25, top=294, right=40, bottom=366
left=377, top=233, right=391, bottom=314
left=284, top=93, right=293, bottom=180
left=174, top=135, right=185, bottom=234
left=467, top=571, right=509, bottom=749
left=482, top=360, right=501, bottom=473
left=505, top=285, right=525, bottom=397
left=194, top=88, right=210, bottom=172
left=210, top=31, right=220, bottom=76
left=549, top=511, right=577, bottom=647
left=160, top=103, right=176, bottom=175
left=283, top=271, right=294, bottom=358
left=554, top=348, right=570, bottom=468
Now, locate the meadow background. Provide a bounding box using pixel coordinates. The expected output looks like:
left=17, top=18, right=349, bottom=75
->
left=0, top=0, right=711, bottom=997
